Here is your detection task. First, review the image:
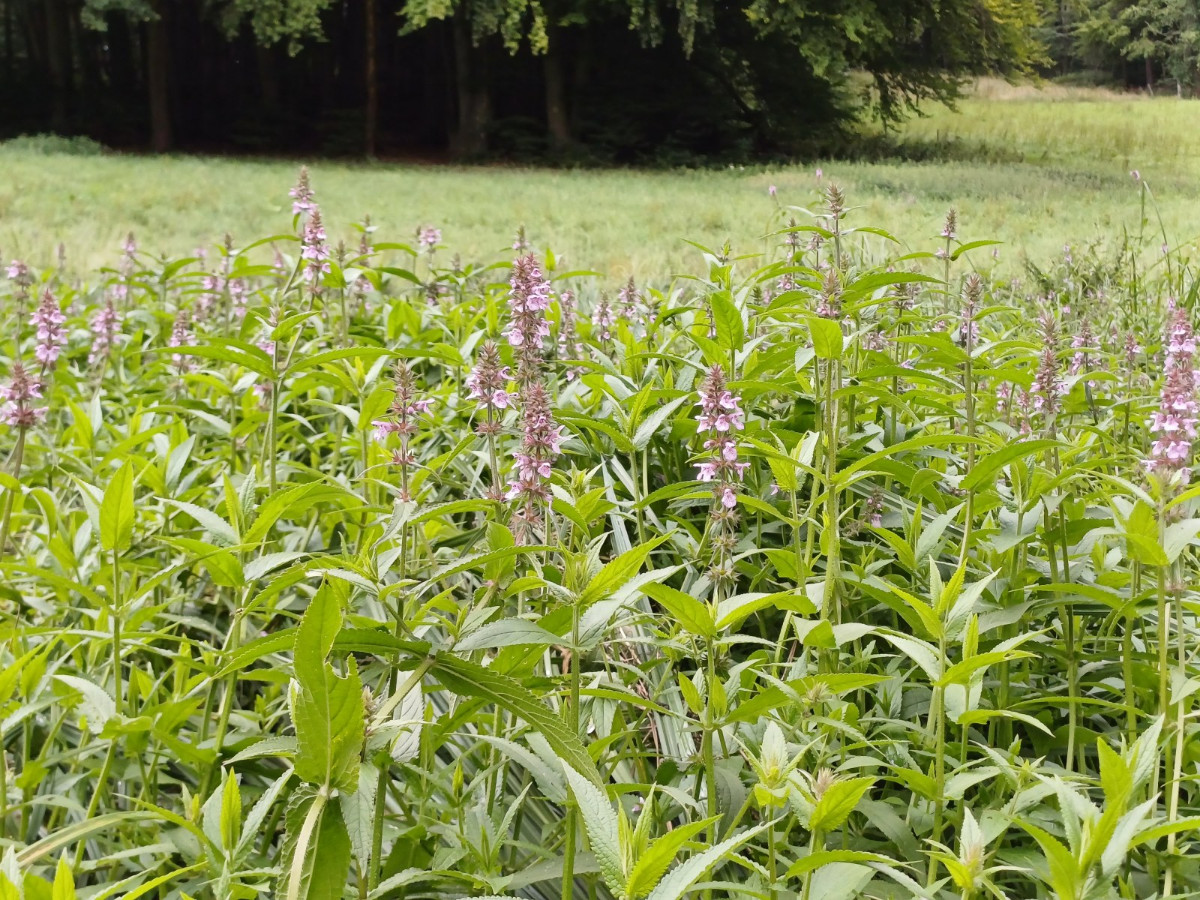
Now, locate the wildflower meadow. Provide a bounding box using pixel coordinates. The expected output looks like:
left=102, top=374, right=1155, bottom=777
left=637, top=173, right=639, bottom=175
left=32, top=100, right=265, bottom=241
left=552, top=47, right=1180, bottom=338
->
left=0, top=165, right=1198, bottom=900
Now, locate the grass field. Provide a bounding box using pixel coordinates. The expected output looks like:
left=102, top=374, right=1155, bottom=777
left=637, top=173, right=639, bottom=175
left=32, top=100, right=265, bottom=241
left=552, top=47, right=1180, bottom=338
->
left=2, top=79, right=1198, bottom=278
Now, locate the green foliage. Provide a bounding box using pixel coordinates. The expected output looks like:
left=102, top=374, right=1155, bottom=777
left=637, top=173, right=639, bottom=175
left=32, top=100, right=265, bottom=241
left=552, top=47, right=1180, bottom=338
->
left=0, top=165, right=1198, bottom=900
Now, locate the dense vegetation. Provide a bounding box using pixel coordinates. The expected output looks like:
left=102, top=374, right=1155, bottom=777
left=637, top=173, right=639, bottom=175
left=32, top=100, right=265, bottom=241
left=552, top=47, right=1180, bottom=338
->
left=0, top=0, right=1047, bottom=159
left=0, top=168, right=1197, bottom=898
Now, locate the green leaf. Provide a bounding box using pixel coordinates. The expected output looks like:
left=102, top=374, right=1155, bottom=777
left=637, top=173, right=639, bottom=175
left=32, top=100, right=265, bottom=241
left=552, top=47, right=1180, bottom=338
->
left=1122, top=501, right=1167, bottom=567
left=1019, top=821, right=1081, bottom=900
left=291, top=586, right=364, bottom=792
left=219, top=770, right=242, bottom=852
left=560, top=763, right=624, bottom=895
left=51, top=858, right=75, bottom=900
left=339, top=764, right=378, bottom=876
left=643, top=824, right=767, bottom=900
left=785, top=850, right=890, bottom=877
left=633, top=397, right=688, bottom=451
left=625, top=818, right=714, bottom=900
left=163, top=499, right=239, bottom=546
left=281, top=791, right=352, bottom=900
left=808, top=777, right=874, bottom=833
left=643, top=583, right=716, bottom=638
left=99, top=460, right=135, bottom=554
left=710, top=291, right=744, bottom=352
left=455, top=618, right=562, bottom=651
left=804, top=315, right=843, bottom=360
left=579, top=535, right=669, bottom=606
left=431, top=652, right=601, bottom=786
left=958, top=439, right=1059, bottom=493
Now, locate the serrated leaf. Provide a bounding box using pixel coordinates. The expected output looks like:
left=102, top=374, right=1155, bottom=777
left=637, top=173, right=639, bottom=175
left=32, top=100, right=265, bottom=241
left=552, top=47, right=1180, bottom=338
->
left=808, top=777, right=874, bottom=833
left=580, top=535, right=669, bottom=606
left=455, top=618, right=562, bottom=651
left=561, top=763, right=624, bottom=895
left=643, top=824, right=767, bottom=900
left=625, top=818, right=714, bottom=900
left=280, top=791, right=352, bottom=900
left=291, top=587, right=364, bottom=792
left=431, top=652, right=601, bottom=786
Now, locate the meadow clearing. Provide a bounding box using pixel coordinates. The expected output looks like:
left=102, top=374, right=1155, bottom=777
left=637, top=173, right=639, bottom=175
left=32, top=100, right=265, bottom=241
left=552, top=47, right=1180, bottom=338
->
left=0, top=82, right=1199, bottom=900
left=2, top=80, right=1198, bottom=277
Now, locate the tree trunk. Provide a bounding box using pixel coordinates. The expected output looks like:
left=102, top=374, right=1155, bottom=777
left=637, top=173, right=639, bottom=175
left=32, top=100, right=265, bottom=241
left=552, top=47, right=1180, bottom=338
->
left=365, top=0, right=378, bottom=157
left=256, top=43, right=279, bottom=109
left=1145, top=57, right=1155, bottom=94
left=450, top=17, right=489, bottom=157
left=544, top=27, right=570, bottom=150
left=43, top=0, right=69, bottom=131
left=146, top=2, right=171, bottom=151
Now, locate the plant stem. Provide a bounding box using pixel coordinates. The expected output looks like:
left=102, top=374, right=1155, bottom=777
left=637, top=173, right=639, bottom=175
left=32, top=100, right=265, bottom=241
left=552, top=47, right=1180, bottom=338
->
left=0, top=427, right=27, bottom=554
left=112, top=549, right=123, bottom=716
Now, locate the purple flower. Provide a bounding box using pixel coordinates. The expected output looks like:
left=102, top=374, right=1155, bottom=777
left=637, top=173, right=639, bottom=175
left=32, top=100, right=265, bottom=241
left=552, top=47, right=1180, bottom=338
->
left=506, top=382, right=562, bottom=542
left=31, top=289, right=66, bottom=367
left=768, top=184, right=777, bottom=197
left=374, top=363, right=431, bottom=498
left=593, top=294, right=616, bottom=343
left=418, top=226, right=442, bottom=251
left=862, top=330, right=887, bottom=352
left=169, top=311, right=194, bottom=373
left=504, top=255, right=553, bottom=390
left=5, top=260, right=30, bottom=285
left=941, top=208, right=958, bottom=241
left=89, top=298, right=122, bottom=366
left=960, top=273, right=982, bottom=348
left=229, top=278, right=248, bottom=319
left=1031, top=312, right=1064, bottom=428
left=0, top=362, right=47, bottom=428
left=301, top=209, right=331, bottom=295
left=1148, top=305, right=1199, bottom=482
left=467, top=341, right=514, bottom=422
left=695, top=366, right=749, bottom=508
left=556, top=290, right=586, bottom=381
left=815, top=270, right=841, bottom=320
left=512, top=226, right=530, bottom=253
left=290, top=167, right=316, bottom=219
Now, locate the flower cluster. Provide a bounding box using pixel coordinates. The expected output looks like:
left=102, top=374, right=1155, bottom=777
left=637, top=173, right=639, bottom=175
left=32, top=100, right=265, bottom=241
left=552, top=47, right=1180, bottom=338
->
left=1147, top=304, right=1198, bottom=481
left=88, top=298, right=122, bottom=366
left=301, top=210, right=331, bottom=295
left=0, top=363, right=46, bottom=429
left=593, top=294, right=615, bottom=344
left=418, top=227, right=442, bottom=251
left=815, top=269, right=841, bottom=320
left=1069, top=316, right=1097, bottom=387
left=467, top=341, right=513, bottom=431
left=31, top=289, right=66, bottom=367
left=169, top=311, right=194, bottom=374
left=290, top=167, right=316, bottom=219
left=504, top=254, right=552, bottom=390
left=617, top=277, right=641, bottom=320
left=229, top=278, right=248, bottom=318
left=512, top=226, right=530, bottom=253
left=557, top=290, right=585, bottom=380
left=695, top=365, right=749, bottom=509
left=1032, top=312, right=1067, bottom=427
left=374, top=363, right=432, bottom=496
left=506, top=381, right=563, bottom=542
left=960, top=273, right=982, bottom=347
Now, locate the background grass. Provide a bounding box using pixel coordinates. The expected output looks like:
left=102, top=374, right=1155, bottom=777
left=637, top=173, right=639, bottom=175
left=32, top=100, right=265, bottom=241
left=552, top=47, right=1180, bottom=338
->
left=2, top=79, right=1197, bottom=279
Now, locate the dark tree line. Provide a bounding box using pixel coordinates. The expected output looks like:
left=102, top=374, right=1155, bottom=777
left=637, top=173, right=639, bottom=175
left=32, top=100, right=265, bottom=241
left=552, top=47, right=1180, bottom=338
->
left=1041, top=0, right=1200, bottom=94
left=1, top=0, right=1050, bottom=160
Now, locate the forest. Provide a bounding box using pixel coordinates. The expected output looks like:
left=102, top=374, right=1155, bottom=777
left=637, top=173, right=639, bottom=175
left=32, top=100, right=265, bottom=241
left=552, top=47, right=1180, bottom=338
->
left=4, top=0, right=1196, bottom=161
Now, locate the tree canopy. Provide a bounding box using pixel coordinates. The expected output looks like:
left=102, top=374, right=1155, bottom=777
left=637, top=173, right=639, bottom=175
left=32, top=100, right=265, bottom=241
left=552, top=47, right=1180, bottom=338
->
left=0, top=0, right=1179, bottom=160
